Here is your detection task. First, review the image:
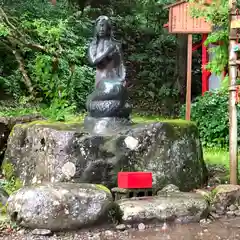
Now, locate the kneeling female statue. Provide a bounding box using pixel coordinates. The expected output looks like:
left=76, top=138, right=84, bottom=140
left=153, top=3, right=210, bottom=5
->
left=84, top=16, right=132, bottom=134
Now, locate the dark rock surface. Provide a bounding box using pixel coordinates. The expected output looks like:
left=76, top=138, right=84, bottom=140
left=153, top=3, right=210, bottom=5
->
left=0, top=123, right=9, bottom=163
left=84, top=116, right=131, bottom=135
left=117, top=192, right=209, bottom=224
left=3, top=120, right=207, bottom=191
left=7, top=183, right=113, bottom=231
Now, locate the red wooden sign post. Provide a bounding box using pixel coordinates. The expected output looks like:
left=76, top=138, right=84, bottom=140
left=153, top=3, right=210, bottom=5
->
left=165, top=1, right=212, bottom=120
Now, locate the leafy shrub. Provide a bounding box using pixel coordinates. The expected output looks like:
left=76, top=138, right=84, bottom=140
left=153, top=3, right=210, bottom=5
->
left=180, top=89, right=240, bottom=148
left=0, top=98, right=77, bottom=121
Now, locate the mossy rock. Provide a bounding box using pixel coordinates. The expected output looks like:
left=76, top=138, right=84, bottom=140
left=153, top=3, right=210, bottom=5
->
left=212, top=184, right=240, bottom=209
left=0, top=114, right=45, bottom=166
left=3, top=119, right=207, bottom=191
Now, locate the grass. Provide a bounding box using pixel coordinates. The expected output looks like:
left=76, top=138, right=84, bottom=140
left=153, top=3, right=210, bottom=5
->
left=203, top=147, right=240, bottom=183
left=203, top=148, right=230, bottom=168
left=0, top=104, right=182, bottom=123
left=204, top=147, right=240, bottom=170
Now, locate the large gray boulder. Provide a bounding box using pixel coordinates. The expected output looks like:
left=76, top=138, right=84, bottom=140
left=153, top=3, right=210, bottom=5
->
left=7, top=183, right=114, bottom=231
left=118, top=192, right=209, bottom=224
left=2, top=120, right=207, bottom=191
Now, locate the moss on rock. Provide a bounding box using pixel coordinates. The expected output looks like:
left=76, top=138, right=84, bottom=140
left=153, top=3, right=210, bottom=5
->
left=2, top=161, right=15, bottom=181
left=96, top=184, right=111, bottom=194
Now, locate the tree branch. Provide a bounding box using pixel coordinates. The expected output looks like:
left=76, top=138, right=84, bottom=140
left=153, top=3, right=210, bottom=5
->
left=0, top=7, right=24, bottom=39
left=1, top=7, right=60, bottom=57
left=12, top=50, right=35, bottom=96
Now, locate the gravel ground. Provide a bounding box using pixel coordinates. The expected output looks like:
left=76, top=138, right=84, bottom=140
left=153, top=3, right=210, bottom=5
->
left=1, top=217, right=240, bottom=240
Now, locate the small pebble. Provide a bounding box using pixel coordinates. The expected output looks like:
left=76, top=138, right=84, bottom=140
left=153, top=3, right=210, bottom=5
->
left=89, top=233, right=101, bottom=240
left=32, top=229, right=52, bottom=236
left=210, top=212, right=221, bottom=219
left=104, top=230, right=114, bottom=237
left=116, top=224, right=126, bottom=231
left=161, top=222, right=168, bottom=231
left=88, top=232, right=94, bottom=237
left=235, top=210, right=240, bottom=216
left=138, top=223, right=146, bottom=231
left=229, top=204, right=237, bottom=211
left=210, top=206, right=217, bottom=212
left=216, top=210, right=225, bottom=215
left=226, top=211, right=235, bottom=216
left=200, top=219, right=211, bottom=225
left=18, top=229, right=25, bottom=235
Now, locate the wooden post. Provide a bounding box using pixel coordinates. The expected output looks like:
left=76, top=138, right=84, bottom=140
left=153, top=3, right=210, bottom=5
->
left=185, top=34, right=193, bottom=120
left=229, top=0, right=238, bottom=184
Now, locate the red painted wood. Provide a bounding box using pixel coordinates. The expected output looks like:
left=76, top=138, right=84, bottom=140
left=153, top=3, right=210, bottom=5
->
left=202, top=33, right=210, bottom=95
left=236, top=85, right=240, bottom=103
left=168, top=2, right=212, bottom=34
left=118, top=172, right=152, bottom=189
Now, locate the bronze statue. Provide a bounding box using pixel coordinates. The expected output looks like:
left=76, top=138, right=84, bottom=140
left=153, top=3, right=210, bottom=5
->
left=84, top=16, right=132, bottom=134
left=88, top=16, right=126, bottom=87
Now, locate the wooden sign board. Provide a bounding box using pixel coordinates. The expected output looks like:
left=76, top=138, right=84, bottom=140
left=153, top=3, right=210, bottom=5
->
left=167, top=1, right=212, bottom=34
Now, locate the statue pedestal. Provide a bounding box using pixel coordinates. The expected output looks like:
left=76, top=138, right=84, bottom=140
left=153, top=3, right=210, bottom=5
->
left=84, top=116, right=131, bottom=135
left=4, top=120, right=207, bottom=191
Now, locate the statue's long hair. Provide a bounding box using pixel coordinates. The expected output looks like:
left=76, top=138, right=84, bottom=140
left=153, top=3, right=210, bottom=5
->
left=91, top=16, right=118, bottom=55
left=90, top=16, right=126, bottom=82
left=94, top=16, right=113, bottom=39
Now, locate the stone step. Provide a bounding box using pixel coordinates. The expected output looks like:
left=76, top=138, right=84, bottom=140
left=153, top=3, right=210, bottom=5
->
left=117, top=192, right=209, bottom=224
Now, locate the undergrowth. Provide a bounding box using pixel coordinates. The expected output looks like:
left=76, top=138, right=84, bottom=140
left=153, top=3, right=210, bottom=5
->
left=204, top=147, right=240, bottom=183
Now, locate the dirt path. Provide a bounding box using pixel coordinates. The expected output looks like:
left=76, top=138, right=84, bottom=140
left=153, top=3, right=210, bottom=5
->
left=1, top=217, right=240, bottom=240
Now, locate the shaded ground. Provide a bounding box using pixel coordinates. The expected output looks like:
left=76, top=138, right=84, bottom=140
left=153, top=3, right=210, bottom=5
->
left=1, top=217, right=240, bottom=240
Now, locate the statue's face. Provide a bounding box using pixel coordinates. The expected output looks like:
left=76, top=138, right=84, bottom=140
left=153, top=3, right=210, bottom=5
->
left=96, top=20, right=108, bottom=37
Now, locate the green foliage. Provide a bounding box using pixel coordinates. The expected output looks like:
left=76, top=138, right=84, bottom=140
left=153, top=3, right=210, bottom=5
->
left=0, top=100, right=77, bottom=121
left=180, top=89, right=235, bottom=148
left=1, top=162, right=23, bottom=195
left=40, top=100, right=76, bottom=121
left=0, top=0, right=94, bottom=112
left=110, top=0, right=182, bottom=115
left=0, top=0, right=204, bottom=117
left=0, top=177, right=22, bottom=196
left=190, top=0, right=228, bottom=75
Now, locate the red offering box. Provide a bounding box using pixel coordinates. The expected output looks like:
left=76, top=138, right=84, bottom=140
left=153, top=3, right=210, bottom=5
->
left=118, top=172, right=152, bottom=189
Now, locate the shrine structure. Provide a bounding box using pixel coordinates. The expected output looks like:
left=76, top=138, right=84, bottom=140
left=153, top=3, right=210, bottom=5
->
left=164, top=0, right=225, bottom=119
